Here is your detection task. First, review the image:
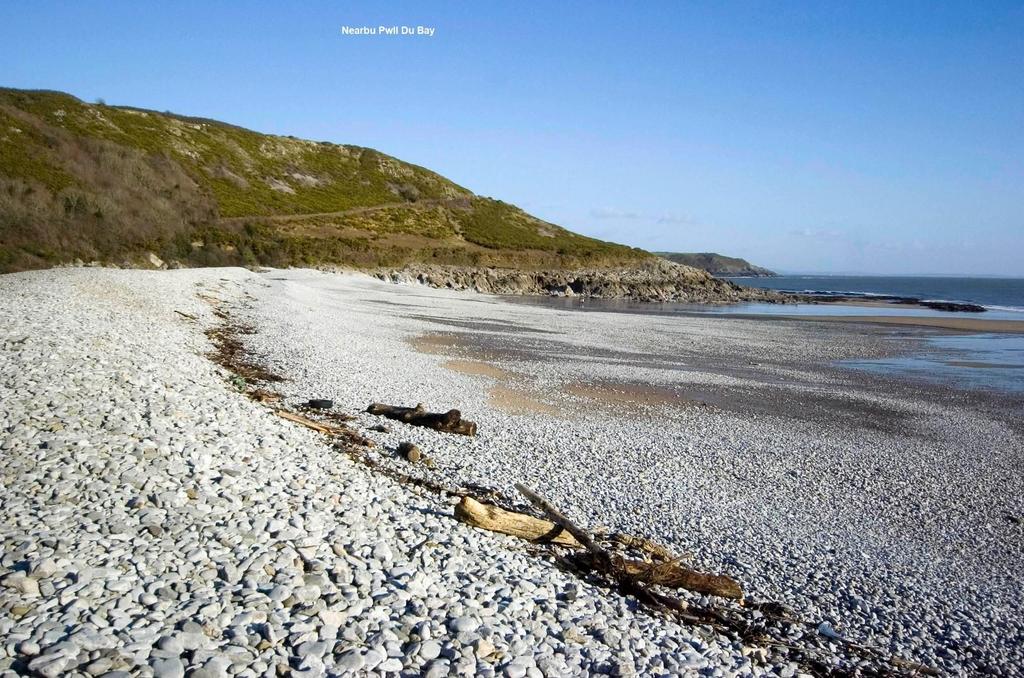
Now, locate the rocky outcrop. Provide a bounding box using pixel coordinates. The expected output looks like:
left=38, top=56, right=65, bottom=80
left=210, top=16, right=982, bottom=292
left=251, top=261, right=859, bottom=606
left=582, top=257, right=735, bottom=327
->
left=814, top=294, right=987, bottom=313
left=655, top=252, right=776, bottom=277
left=373, top=260, right=789, bottom=304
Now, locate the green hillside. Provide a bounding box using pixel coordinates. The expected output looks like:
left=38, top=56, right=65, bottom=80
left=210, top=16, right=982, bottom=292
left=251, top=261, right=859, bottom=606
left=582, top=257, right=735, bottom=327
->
left=0, top=88, right=649, bottom=272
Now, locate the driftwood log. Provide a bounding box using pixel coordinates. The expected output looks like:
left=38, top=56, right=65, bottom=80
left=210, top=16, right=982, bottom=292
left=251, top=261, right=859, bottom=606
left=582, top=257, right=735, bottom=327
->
left=455, top=487, right=742, bottom=600
left=516, top=483, right=610, bottom=564
left=366, top=402, right=477, bottom=436
left=612, top=557, right=742, bottom=599
left=455, top=495, right=582, bottom=547
left=277, top=410, right=339, bottom=435
left=515, top=484, right=741, bottom=599
left=276, top=410, right=373, bottom=447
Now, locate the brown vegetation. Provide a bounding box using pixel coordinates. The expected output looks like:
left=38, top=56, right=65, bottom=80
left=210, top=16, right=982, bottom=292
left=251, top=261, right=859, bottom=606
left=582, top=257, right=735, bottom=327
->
left=0, top=87, right=649, bottom=273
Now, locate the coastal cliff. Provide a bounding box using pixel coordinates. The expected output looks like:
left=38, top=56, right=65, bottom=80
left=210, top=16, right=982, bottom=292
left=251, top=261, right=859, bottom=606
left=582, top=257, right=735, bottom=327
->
left=656, top=252, right=776, bottom=277
left=0, top=87, right=781, bottom=304
left=373, top=259, right=788, bottom=303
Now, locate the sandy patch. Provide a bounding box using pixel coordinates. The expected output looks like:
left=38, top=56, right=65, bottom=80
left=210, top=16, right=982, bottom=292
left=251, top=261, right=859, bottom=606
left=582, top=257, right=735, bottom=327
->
left=565, top=382, right=705, bottom=410
left=487, top=385, right=560, bottom=416
left=411, top=332, right=557, bottom=415
left=444, top=359, right=513, bottom=380
left=416, top=331, right=704, bottom=417
left=408, top=332, right=463, bottom=354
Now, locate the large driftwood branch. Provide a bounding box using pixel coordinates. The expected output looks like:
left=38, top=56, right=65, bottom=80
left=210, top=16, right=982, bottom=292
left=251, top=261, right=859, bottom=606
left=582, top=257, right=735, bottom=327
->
left=615, top=557, right=742, bottom=599
left=455, top=487, right=743, bottom=600
left=515, top=483, right=612, bottom=568
left=366, top=402, right=477, bottom=436
left=517, top=483, right=742, bottom=599
left=609, top=533, right=676, bottom=562
left=455, top=496, right=581, bottom=547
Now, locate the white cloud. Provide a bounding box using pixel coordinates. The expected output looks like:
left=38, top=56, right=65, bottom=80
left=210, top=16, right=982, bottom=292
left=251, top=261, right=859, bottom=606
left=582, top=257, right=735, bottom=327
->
left=590, top=208, right=697, bottom=226
left=788, top=227, right=845, bottom=240
left=655, top=213, right=695, bottom=225
left=589, top=207, right=641, bottom=220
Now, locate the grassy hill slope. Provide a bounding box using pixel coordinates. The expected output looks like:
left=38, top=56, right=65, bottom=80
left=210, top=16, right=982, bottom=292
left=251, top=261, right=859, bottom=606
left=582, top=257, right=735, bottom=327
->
left=0, top=88, right=649, bottom=272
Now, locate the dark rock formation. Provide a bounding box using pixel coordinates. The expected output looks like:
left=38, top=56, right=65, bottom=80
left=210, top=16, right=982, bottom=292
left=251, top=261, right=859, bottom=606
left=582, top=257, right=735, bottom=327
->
left=655, top=252, right=776, bottom=277
left=811, top=294, right=987, bottom=313
left=374, top=260, right=790, bottom=304
left=917, top=300, right=986, bottom=313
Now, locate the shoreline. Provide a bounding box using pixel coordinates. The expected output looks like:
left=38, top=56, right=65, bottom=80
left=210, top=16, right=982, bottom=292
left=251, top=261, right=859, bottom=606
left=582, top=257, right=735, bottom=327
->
left=2, top=267, right=1022, bottom=676
left=798, top=295, right=988, bottom=313
left=372, top=264, right=1020, bottom=317
left=496, top=290, right=1024, bottom=333
left=781, top=312, right=1024, bottom=333
left=239, top=269, right=1022, bottom=674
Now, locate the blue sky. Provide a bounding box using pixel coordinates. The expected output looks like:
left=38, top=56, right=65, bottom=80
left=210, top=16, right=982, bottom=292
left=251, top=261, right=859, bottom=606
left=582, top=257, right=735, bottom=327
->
left=2, top=1, right=1022, bottom=274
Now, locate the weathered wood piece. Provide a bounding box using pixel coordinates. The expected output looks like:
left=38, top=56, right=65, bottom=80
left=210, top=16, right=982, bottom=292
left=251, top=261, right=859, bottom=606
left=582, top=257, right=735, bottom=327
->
left=276, top=410, right=338, bottom=434
left=615, top=558, right=742, bottom=600
left=276, top=409, right=373, bottom=447
left=454, top=496, right=582, bottom=547
left=398, top=441, right=422, bottom=463
left=366, top=402, right=477, bottom=436
left=889, top=657, right=940, bottom=676
left=515, top=483, right=610, bottom=565
left=513, top=484, right=742, bottom=600
left=609, top=533, right=676, bottom=562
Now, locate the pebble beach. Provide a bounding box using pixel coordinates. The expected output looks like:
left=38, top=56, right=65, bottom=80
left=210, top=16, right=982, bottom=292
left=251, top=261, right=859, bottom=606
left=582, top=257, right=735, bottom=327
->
left=2, top=266, right=1023, bottom=677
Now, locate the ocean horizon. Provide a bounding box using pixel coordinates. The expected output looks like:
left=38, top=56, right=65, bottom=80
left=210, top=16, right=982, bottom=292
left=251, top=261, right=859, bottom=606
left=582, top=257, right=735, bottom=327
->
left=726, top=274, right=1024, bottom=313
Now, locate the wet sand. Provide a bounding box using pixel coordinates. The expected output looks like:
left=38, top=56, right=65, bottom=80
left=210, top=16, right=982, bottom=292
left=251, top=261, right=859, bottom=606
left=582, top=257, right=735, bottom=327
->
left=443, top=359, right=513, bottom=380
left=486, top=385, right=559, bottom=415
left=789, top=313, right=1024, bottom=333
left=945, top=360, right=1024, bottom=369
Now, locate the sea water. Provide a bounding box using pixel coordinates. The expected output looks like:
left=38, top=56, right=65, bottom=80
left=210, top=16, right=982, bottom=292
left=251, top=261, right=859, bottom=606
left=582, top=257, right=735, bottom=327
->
left=507, top=275, right=1024, bottom=395
left=841, top=333, right=1024, bottom=395
left=729, top=275, right=1024, bottom=314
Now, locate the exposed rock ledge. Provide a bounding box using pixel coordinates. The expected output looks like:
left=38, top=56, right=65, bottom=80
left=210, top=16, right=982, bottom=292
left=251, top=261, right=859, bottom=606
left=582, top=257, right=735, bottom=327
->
left=373, top=260, right=790, bottom=304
